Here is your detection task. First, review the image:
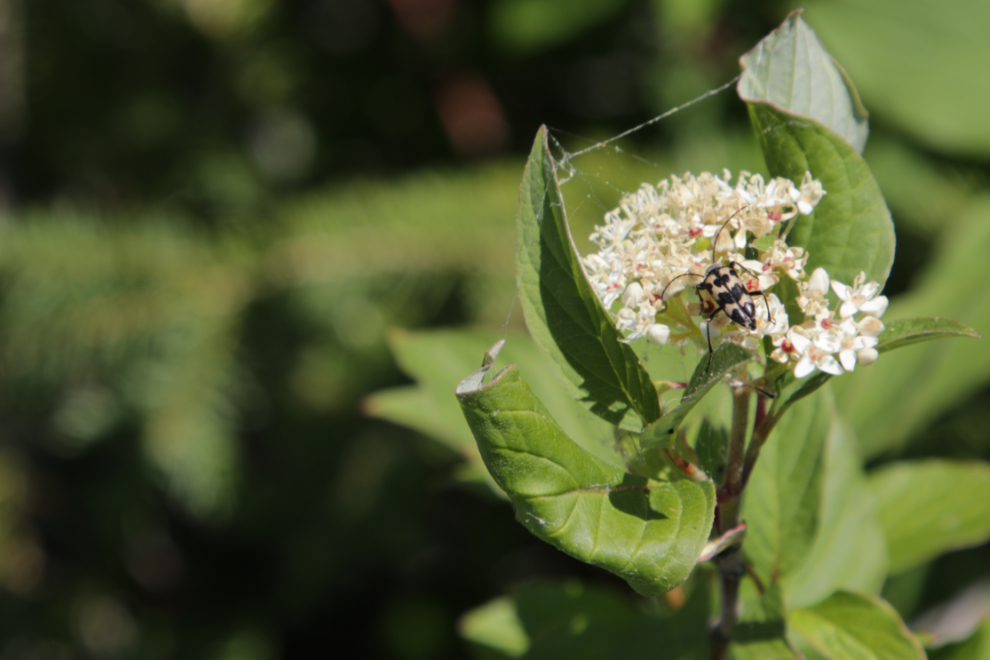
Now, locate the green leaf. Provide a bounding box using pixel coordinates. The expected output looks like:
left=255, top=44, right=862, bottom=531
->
left=787, top=416, right=888, bottom=609
left=738, top=10, right=869, bottom=153
left=366, top=329, right=622, bottom=470
left=773, top=371, right=832, bottom=421
left=639, top=342, right=754, bottom=450
left=516, top=126, right=661, bottom=432
left=869, top=460, right=990, bottom=574
left=745, top=102, right=894, bottom=299
left=456, top=362, right=715, bottom=595
left=731, top=582, right=799, bottom=659
left=769, top=316, right=976, bottom=418
left=742, top=388, right=833, bottom=586
left=695, top=418, right=729, bottom=486
left=876, top=317, right=980, bottom=353
left=739, top=14, right=894, bottom=317
left=789, top=592, right=926, bottom=659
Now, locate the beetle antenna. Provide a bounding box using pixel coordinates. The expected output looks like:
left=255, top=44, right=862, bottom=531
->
left=754, top=290, right=773, bottom=322
left=711, top=206, right=749, bottom=265
left=660, top=272, right=696, bottom=302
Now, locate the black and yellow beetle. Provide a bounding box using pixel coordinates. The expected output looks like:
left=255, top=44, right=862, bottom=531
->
left=661, top=208, right=772, bottom=375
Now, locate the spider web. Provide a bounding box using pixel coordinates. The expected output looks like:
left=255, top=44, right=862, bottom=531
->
left=545, top=75, right=747, bottom=248
left=500, top=75, right=755, bottom=350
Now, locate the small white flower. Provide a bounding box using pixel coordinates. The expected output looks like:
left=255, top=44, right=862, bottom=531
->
left=761, top=241, right=808, bottom=281
left=789, top=328, right=843, bottom=378
left=797, top=267, right=831, bottom=318
left=831, top=272, right=889, bottom=319
left=585, top=254, right=626, bottom=308
left=619, top=302, right=660, bottom=342
left=836, top=320, right=879, bottom=371
left=615, top=306, right=637, bottom=334
left=753, top=292, right=789, bottom=337
left=794, top=344, right=844, bottom=378
left=739, top=259, right=779, bottom=292
left=622, top=282, right=645, bottom=307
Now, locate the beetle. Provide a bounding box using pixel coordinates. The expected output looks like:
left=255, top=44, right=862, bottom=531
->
left=661, top=208, right=773, bottom=376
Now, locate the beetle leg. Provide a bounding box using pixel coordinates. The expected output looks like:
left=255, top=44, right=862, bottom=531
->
left=702, top=308, right=722, bottom=376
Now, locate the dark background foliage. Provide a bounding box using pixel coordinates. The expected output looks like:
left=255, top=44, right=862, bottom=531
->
left=0, top=0, right=988, bottom=657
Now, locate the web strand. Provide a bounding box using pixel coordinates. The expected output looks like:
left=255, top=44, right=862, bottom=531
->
left=557, top=76, right=741, bottom=167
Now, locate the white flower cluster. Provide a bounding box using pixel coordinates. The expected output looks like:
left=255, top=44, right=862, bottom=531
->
left=584, top=170, right=889, bottom=378
left=773, top=268, right=888, bottom=377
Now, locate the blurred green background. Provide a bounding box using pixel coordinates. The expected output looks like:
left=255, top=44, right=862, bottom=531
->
left=2, top=0, right=990, bottom=657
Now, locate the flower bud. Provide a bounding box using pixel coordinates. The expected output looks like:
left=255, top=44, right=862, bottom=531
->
left=857, top=347, right=879, bottom=365
left=808, top=268, right=830, bottom=295
left=647, top=324, right=671, bottom=345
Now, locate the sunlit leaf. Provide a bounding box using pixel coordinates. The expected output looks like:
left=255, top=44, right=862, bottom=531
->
left=738, top=10, right=869, bottom=153
left=869, top=460, right=990, bottom=574
left=517, top=126, right=660, bottom=432
left=876, top=317, right=980, bottom=353
left=789, top=592, right=926, bottom=659
left=366, top=329, right=621, bottom=470
left=457, top=359, right=714, bottom=595
left=739, top=13, right=894, bottom=320
left=745, top=104, right=894, bottom=306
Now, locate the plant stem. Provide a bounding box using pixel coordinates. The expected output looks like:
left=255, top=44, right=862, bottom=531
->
left=721, top=385, right=750, bottom=500
left=710, top=385, right=751, bottom=660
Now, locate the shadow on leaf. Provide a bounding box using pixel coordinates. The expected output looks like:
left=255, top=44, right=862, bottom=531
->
left=607, top=473, right=669, bottom=521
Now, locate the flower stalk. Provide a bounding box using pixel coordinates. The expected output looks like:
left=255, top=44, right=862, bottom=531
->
left=708, top=384, right=753, bottom=659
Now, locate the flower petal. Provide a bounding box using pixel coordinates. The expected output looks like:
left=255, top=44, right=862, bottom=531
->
left=818, top=355, right=844, bottom=376
left=831, top=279, right=851, bottom=301
left=859, top=296, right=889, bottom=317
left=839, top=348, right=857, bottom=372
left=794, top=355, right=816, bottom=378
left=839, top=300, right=860, bottom=318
